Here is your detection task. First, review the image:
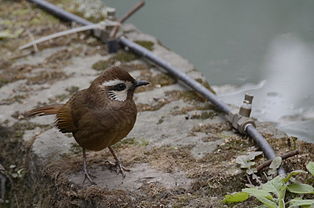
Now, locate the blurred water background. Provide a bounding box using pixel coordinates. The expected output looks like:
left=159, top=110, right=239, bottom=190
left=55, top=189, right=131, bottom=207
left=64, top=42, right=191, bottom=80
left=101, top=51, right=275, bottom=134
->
left=104, top=0, right=314, bottom=142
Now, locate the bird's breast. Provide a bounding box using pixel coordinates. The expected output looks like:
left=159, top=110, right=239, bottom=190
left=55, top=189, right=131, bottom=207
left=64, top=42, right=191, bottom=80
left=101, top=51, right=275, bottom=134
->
left=73, top=101, right=137, bottom=151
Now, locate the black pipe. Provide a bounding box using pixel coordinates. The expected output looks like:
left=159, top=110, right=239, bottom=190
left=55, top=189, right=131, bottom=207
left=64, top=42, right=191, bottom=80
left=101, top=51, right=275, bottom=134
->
left=119, top=37, right=232, bottom=114
left=120, top=37, right=285, bottom=175
left=246, top=124, right=286, bottom=175
left=27, top=0, right=286, bottom=175
left=28, top=0, right=93, bottom=26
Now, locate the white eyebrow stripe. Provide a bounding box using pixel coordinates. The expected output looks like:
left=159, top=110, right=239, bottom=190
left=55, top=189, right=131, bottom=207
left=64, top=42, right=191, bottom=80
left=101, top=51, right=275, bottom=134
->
left=102, top=79, right=122, bottom=86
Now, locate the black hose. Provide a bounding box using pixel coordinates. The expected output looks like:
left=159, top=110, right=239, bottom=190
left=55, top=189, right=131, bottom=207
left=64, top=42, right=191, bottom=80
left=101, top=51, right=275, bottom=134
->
left=119, top=37, right=286, bottom=175
left=28, top=0, right=93, bottom=26
left=119, top=37, right=232, bottom=114
left=27, top=0, right=286, bottom=175
left=246, top=124, right=286, bottom=175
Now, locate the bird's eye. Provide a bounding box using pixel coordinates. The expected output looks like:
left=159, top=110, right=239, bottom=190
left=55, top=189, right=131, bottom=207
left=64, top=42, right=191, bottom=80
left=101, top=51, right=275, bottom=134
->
left=113, top=83, right=126, bottom=91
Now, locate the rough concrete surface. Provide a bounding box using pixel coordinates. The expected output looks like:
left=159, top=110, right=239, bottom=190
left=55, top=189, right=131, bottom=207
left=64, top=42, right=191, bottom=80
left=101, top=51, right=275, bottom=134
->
left=0, top=1, right=313, bottom=208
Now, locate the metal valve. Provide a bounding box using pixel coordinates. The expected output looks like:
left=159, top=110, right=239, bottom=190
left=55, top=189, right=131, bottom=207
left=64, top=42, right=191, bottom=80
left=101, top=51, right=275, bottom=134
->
left=227, top=94, right=256, bottom=134
left=239, top=94, right=254, bottom=117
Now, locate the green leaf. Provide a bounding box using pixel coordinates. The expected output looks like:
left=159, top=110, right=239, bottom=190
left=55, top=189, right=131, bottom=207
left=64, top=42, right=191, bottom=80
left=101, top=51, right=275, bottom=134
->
left=306, top=162, right=314, bottom=176
left=261, top=176, right=285, bottom=198
left=0, top=30, right=16, bottom=39
left=243, top=188, right=272, bottom=199
left=283, top=170, right=307, bottom=183
left=254, top=195, right=277, bottom=208
left=243, top=188, right=277, bottom=208
left=235, top=152, right=263, bottom=168
left=287, top=183, right=314, bottom=194
left=0, top=29, right=23, bottom=40
left=288, top=198, right=314, bottom=208
left=269, top=157, right=282, bottom=169
left=223, top=192, right=249, bottom=204
left=268, top=157, right=282, bottom=176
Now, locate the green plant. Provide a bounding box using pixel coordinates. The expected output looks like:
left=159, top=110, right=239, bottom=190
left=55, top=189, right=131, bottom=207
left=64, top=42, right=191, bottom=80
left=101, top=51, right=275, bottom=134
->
left=223, top=161, right=314, bottom=208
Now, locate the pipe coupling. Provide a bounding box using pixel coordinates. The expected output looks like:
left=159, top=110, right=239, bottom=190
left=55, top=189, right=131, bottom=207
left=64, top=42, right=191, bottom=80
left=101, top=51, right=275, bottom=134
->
left=227, top=113, right=256, bottom=134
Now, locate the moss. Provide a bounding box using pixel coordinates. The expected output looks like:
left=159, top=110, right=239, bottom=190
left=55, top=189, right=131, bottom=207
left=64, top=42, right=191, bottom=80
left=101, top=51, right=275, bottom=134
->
left=0, top=124, right=28, bottom=207
left=143, top=145, right=196, bottom=173
left=0, top=76, right=9, bottom=88
left=152, top=73, right=176, bottom=86
left=65, top=86, right=79, bottom=94
left=92, top=51, right=139, bottom=71
left=49, top=93, right=68, bottom=103
left=0, top=95, right=27, bottom=105
left=206, top=174, right=245, bottom=196
left=11, top=8, right=29, bottom=16
left=180, top=91, right=203, bottom=102
left=92, top=60, right=110, bottom=71
left=28, top=9, right=60, bottom=26
left=136, top=73, right=177, bottom=93
left=11, top=122, right=51, bottom=139
left=172, top=194, right=197, bottom=208
left=49, top=86, right=79, bottom=103
left=171, top=104, right=216, bottom=116
left=65, top=0, right=107, bottom=23
left=68, top=143, right=81, bottom=155
left=137, top=101, right=169, bottom=112
left=165, top=90, right=205, bottom=103
left=134, top=40, right=154, bottom=51
left=0, top=0, right=81, bottom=88
left=157, top=116, right=165, bottom=124
left=191, top=122, right=232, bottom=134
left=44, top=48, right=83, bottom=69
left=190, top=111, right=217, bottom=120
left=13, top=95, right=26, bottom=103
left=26, top=71, right=68, bottom=85
left=114, top=51, right=138, bottom=62
left=114, top=137, right=149, bottom=148
left=137, top=90, right=216, bottom=113
left=195, top=78, right=216, bottom=94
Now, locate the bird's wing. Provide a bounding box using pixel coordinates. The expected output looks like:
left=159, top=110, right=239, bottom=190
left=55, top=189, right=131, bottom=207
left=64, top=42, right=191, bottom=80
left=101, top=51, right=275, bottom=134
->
left=55, top=103, right=77, bottom=133
left=55, top=90, right=87, bottom=133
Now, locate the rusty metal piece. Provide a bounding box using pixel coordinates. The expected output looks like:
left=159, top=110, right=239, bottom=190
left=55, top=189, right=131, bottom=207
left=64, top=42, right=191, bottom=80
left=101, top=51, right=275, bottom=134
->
left=256, top=150, right=300, bottom=172
left=109, top=0, right=145, bottom=39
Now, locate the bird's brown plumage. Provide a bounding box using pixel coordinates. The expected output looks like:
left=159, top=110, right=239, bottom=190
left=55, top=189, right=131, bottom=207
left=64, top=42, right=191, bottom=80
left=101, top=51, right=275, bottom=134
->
left=25, top=67, right=141, bottom=151
left=24, top=66, right=149, bottom=182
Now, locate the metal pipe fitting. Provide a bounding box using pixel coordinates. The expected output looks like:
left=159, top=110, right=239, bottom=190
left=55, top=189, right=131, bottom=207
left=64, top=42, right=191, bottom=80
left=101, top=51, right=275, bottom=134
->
left=239, top=94, right=253, bottom=117
left=226, top=112, right=255, bottom=134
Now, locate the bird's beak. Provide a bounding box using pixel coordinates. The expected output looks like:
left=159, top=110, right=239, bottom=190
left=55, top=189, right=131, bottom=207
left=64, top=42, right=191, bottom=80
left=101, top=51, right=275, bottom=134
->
left=134, top=80, right=150, bottom=88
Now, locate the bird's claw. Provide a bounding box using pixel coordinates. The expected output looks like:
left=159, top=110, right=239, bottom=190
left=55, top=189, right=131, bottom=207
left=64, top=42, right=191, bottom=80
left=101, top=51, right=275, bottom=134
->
left=82, top=168, right=96, bottom=185
left=105, top=160, right=130, bottom=178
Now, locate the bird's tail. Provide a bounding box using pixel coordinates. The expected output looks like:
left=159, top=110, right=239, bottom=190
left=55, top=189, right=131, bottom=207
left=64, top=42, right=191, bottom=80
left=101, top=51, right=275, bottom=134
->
left=24, top=104, right=63, bottom=117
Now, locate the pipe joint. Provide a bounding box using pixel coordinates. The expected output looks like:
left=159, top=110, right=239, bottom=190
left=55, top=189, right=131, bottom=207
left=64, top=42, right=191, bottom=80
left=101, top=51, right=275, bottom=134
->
left=227, top=113, right=256, bottom=134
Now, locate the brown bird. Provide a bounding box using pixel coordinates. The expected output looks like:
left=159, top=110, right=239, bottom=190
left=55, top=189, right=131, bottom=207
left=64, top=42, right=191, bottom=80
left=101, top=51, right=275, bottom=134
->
left=24, top=66, right=149, bottom=184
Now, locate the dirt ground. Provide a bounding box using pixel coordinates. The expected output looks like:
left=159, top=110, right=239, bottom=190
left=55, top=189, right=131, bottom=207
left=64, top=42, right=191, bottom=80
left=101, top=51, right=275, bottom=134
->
left=0, top=1, right=313, bottom=207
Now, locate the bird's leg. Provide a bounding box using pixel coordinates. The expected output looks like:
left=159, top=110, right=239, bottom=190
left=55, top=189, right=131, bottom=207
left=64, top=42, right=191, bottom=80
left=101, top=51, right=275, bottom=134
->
left=82, top=148, right=96, bottom=185
left=107, top=146, right=130, bottom=178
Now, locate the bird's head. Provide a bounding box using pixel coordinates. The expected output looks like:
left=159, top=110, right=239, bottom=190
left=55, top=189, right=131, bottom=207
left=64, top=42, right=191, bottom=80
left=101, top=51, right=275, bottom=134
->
left=91, top=66, right=149, bottom=102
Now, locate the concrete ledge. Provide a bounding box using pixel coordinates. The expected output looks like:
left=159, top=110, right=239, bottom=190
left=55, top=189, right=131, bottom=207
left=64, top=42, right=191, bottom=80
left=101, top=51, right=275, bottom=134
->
left=0, top=1, right=313, bottom=207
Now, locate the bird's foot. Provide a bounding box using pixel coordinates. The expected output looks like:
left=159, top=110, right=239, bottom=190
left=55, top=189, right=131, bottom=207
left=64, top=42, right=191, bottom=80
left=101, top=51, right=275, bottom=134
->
left=82, top=168, right=96, bottom=185
left=105, top=160, right=130, bottom=178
